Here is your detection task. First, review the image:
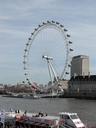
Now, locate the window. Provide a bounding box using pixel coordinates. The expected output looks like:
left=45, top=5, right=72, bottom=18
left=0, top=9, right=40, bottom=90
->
left=70, top=115, right=78, bottom=119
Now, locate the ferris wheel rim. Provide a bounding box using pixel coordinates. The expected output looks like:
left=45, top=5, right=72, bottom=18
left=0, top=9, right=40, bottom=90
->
left=23, top=20, right=73, bottom=84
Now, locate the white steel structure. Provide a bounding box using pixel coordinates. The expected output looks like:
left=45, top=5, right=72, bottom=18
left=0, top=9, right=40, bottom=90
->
left=42, top=55, right=58, bottom=84
left=23, top=20, right=73, bottom=85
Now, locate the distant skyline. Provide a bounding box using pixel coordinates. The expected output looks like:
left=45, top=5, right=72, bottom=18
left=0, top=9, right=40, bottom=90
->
left=0, top=0, right=96, bottom=84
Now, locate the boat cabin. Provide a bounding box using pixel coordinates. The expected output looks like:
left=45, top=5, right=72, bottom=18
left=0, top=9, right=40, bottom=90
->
left=59, top=112, right=85, bottom=128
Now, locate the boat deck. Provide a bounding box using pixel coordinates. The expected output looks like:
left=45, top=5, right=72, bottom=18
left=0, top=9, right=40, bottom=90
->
left=0, top=111, right=61, bottom=128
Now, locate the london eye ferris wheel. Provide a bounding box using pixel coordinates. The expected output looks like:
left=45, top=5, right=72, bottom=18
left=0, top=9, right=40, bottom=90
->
left=23, top=20, right=73, bottom=85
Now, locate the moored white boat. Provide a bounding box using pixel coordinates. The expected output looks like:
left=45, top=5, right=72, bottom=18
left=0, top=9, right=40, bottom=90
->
left=0, top=110, right=86, bottom=128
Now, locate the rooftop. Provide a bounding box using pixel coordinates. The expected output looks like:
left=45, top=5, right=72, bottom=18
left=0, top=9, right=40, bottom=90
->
left=73, top=55, right=89, bottom=59
left=70, top=75, right=96, bottom=81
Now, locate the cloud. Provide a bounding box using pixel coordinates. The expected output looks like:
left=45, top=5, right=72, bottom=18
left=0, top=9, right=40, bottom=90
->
left=0, top=16, right=10, bottom=20
left=0, top=0, right=96, bottom=84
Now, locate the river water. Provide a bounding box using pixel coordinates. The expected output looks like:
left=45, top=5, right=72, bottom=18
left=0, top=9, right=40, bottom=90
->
left=0, top=96, right=96, bottom=126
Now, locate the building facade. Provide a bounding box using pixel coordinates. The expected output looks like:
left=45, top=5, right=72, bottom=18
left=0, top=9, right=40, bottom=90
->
left=71, top=55, right=89, bottom=77
left=68, top=75, right=96, bottom=98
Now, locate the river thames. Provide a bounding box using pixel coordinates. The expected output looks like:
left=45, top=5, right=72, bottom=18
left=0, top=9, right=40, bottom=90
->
left=0, top=96, right=96, bottom=126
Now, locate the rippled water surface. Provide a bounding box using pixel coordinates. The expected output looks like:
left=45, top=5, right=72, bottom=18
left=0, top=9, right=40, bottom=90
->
left=0, top=96, right=96, bottom=126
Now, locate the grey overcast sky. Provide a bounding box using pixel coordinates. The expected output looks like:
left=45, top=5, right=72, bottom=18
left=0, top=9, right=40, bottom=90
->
left=0, top=0, right=96, bottom=84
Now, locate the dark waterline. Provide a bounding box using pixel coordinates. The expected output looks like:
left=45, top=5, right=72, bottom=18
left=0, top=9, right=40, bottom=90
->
left=0, top=96, right=96, bottom=126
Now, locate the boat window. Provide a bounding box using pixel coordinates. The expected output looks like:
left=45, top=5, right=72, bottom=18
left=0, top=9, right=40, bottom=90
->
left=65, top=115, right=70, bottom=119
left=60, top=115, right=69, bottom=119
left=60, top=115, right=70, bottom=119
left=70, top=115, right=78, bottom=119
